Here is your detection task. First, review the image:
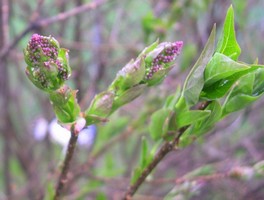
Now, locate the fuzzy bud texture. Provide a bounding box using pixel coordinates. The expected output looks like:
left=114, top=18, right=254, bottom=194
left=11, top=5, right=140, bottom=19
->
left=145, top=41, right=183, bottom=80
left=24, top=34, right=71, bottom=91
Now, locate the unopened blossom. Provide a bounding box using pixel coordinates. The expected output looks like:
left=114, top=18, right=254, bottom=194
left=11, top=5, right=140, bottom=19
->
left=144, top=41, right=183, bottom=80
left=24, top=34, right=71, bottom=91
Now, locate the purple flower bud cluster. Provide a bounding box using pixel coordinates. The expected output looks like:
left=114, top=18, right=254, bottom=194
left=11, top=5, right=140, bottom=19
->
left=25, top=34, right=71, bottom=90
left=27, top=34, right=58, bottom=64
left=145, top=41, right=183, bottom=79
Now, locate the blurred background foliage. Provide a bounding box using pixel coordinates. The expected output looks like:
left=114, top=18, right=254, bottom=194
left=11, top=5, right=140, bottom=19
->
left=1, top=0, right=264, bottom=199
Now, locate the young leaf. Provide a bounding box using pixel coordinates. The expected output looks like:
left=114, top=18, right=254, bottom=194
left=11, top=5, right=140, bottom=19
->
left=149, top=108, right=172, bottom=141
left=202, top=64, right=262, bottom=99
left=222, top=69, right=264, bottom=116
left=49, top=86, right=80, bottom=123
left=223, top=94, right=259, bottom=115
left=183, top=25, right=216, bottom=106
left=140, top=137, right=148, bottom=169
left=175, top=110, right=211, bottom=129
left=85, top=91, right=115, bottom=119
left=228, top=73, right=255, bottom=97
left=190, top=100, right=222, bottom=136
left=253, top=68, right=264, bottom=96
left=111, top=84, right=147, bottom=111
left=110, top=57, right=145, bottom=91
left=204, top=53, right=249, bottom=86
left=130, top=167, right=142, bottom=184
left=164, top=86, right=181, bottom=110
left=216, top=5, right=241, bottom=60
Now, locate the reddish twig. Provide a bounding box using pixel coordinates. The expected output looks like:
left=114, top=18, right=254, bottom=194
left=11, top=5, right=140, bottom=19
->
left=54, top=131, right=78, bottom=200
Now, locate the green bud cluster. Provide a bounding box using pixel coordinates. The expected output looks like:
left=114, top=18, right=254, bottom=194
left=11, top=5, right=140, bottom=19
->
left=85, top=40, right=183, bottom=123
left=24, top=34, right=79, bottom=125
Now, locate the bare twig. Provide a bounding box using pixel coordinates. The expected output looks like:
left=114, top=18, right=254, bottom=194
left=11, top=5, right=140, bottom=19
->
left=122, top=132, right=183, bottom=199
left=54, top=131, right=78, bottom=200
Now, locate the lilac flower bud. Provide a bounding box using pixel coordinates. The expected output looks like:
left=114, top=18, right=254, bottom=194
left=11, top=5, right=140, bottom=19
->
left=49, top=85, right=80, bottom=123
left=143, top=41, right=183, bottom=86
left=24, top=34, right=71, bottom=92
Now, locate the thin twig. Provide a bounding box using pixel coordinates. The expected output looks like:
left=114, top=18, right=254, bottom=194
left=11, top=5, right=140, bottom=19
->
left=54, top=131, right=78, bottom=200
left=122, top=101, right=211, bottom=199
left=122, top=131, right=184, bottom=200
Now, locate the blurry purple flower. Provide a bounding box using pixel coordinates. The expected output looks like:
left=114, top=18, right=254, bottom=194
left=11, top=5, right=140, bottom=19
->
left=33, top=117, right=48, bottom=141
left=33, top=118, right=96, bottom=151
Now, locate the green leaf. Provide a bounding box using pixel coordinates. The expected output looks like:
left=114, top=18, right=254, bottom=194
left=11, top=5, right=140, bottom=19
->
left=164, top=86, right=181, bottom=110
left=223, top=94, right=259, bottom=115
left=229, top=73, right=255, bottom=97
left=140, top=137, right=148, bottom=169
left=85, top=91, right=115, bottom=119
left=112, top=84, right=146, bottom=111
left=49, top=86, right=80, bottom=123
left=130, top=167, right=142, bottom=184
left=216, top=5, right=241, bottom=60
left=190, top=100, right=222, bottom=135
left=175, top=110, right=211, bottom=129
left=183, top=25, right=216, bottom=106
left=44, top=181, right=55, bottom=200
left=147, top=140, right=162, bottom=165
left=204, top=53, right=249, bottom=86
left=202, top=64, right=262, bottom=99
left=202, top=100, right=222, bottom=126
left=110, top=57, right=145, bottom=91
left=253, top=68, right=264, bottom=96
left=178, top=101, right=221, bottom=148
left=149, top=108, right=173, bottom=141
left=222, top=69, right=264, bottom=116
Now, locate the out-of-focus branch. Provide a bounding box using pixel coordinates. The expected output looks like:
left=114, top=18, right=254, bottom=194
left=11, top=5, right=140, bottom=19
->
left=79, top=9, right=106, bottom=108
left=0, top=0, right=110, bottom=59
left=1, top=0, right=9, bottom=48
left=1, top=0, right=12, bottom=198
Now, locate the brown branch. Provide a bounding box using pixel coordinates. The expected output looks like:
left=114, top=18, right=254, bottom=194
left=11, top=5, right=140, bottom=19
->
left=54, top=131, right=78, bottom=200
left=1, top=0, right=12, bottom=198
left=122, top=132, right=183, bottom=199
left=122, top=101, right=211, bottom=199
